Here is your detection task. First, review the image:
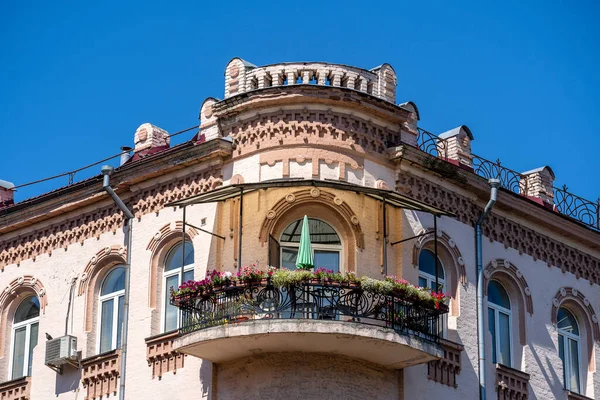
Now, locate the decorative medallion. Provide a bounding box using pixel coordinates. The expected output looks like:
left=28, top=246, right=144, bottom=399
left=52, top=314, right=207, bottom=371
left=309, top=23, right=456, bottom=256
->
left=266, top=210, right=277, bottom=220
left=204, top=104, right=213, bottom=119
left=333, top=197, right=343, bottom=206
left=524, top=287, right=531, bottom=296
left=584, top=298, right=590, bottom=306
left=553, top=298, right=560, bottom=307
left=285, top=194, right=296, bottom=203
left=104, top=247, right=111, bottom=255
left=560, top=288, right=567, bottom=297
left=593, top=315, right=598, bottom=324
left=229, top=65, right=239, bottom=78
left=17, top=277, right=24, bottom=286
left=351, top=216, right=359, bottom=225
left=448, top=239, right=456, bottom=249
left=458, top=257, right=465, bottom=266
left=154, top=232, right=162, bottom=240
left=491, top=259, right=498, bottom=268
left=91, top=255, right=97, bottom=265
left=516, top=270, right=522, bottom=278
left=572, top=288, right=578, bottom=297
left=310, top=188, right=321, bottom=198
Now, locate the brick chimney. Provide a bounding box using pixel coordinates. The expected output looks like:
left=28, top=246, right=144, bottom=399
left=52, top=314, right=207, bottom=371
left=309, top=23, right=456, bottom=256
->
left=198, top=97, right=220, bottom=142
left=398, top=102, right=420, bottom=147
left=0, top=179, right=15, bottom=208
left=437, top=125, right=474, bottom=169
left=132, top=123, right=170, bottom=160
left=520, top=166, right=555, bottom=206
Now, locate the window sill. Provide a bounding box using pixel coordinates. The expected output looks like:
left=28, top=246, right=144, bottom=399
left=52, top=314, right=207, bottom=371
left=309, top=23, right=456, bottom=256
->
left=145, top=330, right=186, bottom=379
left=567, top=390, right=593, bottom=400
left=427, top=338, right=463, bottom=387
left=0, top=376, right=31, bottom=399
left=81, top=349, right=121, bottom=400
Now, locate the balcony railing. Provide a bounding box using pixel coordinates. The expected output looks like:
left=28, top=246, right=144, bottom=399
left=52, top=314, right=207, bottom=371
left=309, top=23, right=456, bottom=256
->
left=174, top=279, right=447, bottom=343
left=415, top=128, right=600, bottom=231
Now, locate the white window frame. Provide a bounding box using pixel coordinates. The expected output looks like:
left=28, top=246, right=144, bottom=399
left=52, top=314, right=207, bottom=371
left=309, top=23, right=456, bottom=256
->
left=558, top=313, right=582, bottom=393
left=161, top=249, right=194, bottom=333
left=96, top=268, right=125, bottom=354
left=8, top=300, right=39, bottom=380
left=488, top=299, right=514, bottom=368
left=418, top=254, right=447, bottom=338
left=279, top=220, right=343, bottom=272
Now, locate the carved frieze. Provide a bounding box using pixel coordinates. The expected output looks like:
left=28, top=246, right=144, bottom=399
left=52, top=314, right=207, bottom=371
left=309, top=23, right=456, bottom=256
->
left=396, top=174, right=600, bottom=286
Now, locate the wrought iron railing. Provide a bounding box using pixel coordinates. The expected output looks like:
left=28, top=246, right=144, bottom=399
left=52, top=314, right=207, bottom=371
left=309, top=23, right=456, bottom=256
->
left=414, top=128, right=600, bottom=230
left=174, top=279, right=446, bottom=343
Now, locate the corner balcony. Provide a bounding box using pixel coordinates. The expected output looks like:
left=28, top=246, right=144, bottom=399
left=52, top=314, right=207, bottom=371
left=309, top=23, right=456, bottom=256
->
left=172, top=279, right=447, bottom=369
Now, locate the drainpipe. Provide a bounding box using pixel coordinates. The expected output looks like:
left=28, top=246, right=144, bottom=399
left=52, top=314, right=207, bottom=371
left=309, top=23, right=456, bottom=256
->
left=101, top=165, right=134, bottom=400
left=476, top=178, right=500, bottom=400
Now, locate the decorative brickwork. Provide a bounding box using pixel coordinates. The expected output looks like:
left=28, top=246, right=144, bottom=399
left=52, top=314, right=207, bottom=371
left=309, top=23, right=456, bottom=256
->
left=0, top=377, right=31, bottom=400
left=81, top=350, right=120, bottom=400
left=146, top=331, right=185, bottom=379
left=0, top=168, right=222, bottom=270
left=427, top=339, right=463, bottom=387
left=412, top=229, right=467, bottom=285
left=396, top=173, right=600, bottom=286
left=259, top=148, right=363, bottom=180
left=551, top=287, right=599, bottom=342
left=520, top=167, right=555, bottom=205
left=134, top=123, right=170, bottom=153
left=495, top=363, right=530, bottom=400
left=223, top=109, right=400, bottom=160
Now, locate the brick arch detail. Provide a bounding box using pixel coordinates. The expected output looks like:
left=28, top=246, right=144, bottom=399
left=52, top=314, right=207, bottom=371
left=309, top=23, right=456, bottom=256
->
left=0, top=275, right=48, bottom=357
left=483, top=259, right=533, bottom=345
left=258, top=188, right=364, bottom=249
left=412, top=230, right=466, bottom=316
left=77, top=245, right=127, bottom=332
left=147, top=221, right=198, bottom=311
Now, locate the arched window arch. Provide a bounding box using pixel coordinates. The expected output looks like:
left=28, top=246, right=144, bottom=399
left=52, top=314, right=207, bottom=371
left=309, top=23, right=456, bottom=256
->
left=10, top=296, right=39, bottom=380
left=162, top=242, right=194, bottom=332
left=558, top=307, right=582, bottom=393
left=488, top=280, right=512, bottom=367
left=97, top=266, right=125, bottom=353
left=279, top=218, right=342, bottom=272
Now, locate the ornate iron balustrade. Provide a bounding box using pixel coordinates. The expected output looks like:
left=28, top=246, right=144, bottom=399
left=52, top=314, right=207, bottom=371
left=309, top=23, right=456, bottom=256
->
left=412, top=128, right=600, bottom=231
left=417, top=128, right=448, bottom=160
left=174, top=280, right=447, bottom=343
left=554, top=185, right=600, bottom=229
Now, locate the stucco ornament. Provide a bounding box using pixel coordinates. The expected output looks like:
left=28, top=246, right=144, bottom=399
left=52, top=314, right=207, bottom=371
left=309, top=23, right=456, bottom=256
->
left=39, top=288, right=45, bottom=296
left=154, top=232, right=162, bottom=240
left=484, top=270, right=491, bottom=279
left=516, top=270, right=522, bottom=278
left=118, top=247, right=125, bottom=255
left=457, top=257, right=465, bottom=266
left=90, top=255, right=97, bottom=265
left=333, top=197, right=343, bottom=206
left=351, top=216, right=359, bottom=225
left=572, top=288, right=578, bottom=297
left=503, top=260, right=510, bottom=268
left=491, top=259, right=498, bottom=268
left=310, top=188, right=321, bottom=198
left=17, top=276, right=24, bottom=286
left=285, top=194, right=296, bottom=203
left=524, top=287, right=531, bottom=296
left=593, top=315, right=598, bottom=324
left=553, top=298, right=560, bottom=307
left=104, top=246, right=111, bottom=255
left=266, top=210, right=277, bottom=220
left=560, top=288, right=567, bottom=297
left=80, top=272, right=88, bottom=282
left=584, top=298, right=590, bottom=306
left=448, top=239, right=456, bottom=248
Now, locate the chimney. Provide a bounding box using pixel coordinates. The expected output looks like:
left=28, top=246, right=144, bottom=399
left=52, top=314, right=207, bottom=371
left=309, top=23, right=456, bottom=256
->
left=520, top=166, right=555, bottom=206
left=0, top=179, right=15, bottom=208
left=199, top=97, right=220, bottom=142
left=398, top=102, right=420, bottom=147
left=120, top=146, right=133, bottom=166
left=437, top=125, right=474, bottom=169
left=133, top=123, right=170, bottom=159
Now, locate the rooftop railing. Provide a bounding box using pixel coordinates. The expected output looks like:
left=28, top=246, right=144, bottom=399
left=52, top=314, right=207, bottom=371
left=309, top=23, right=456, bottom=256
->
left=173, top=279, right=446, bottom=343
left=416, top=128, right=600, bottom=230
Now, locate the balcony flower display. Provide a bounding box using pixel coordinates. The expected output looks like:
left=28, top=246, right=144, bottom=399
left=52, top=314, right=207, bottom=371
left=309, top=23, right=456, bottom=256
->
left=171, top=266, right=448, bottom=311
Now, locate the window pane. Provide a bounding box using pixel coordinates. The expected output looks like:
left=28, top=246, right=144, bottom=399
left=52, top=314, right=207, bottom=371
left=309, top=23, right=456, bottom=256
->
left=488, top=281, right=511, bottom=309
left=28, top=323, right=39, bottom=376
left=116, top=296, right=124, bottom=349
left=100, top=300, right=114, bottom=353
left=418, top=249, right=444, bottom=279
left=499, top=312, right=511, bottom=367
left=14, top=297, right=40, bottom=323
left=281, top=219, right=341, bottom=245
left=282, top=248, right=298, bottom=270
left=12, top=327, right=26, bottom=379
left=558, top=308, right=579, bottom=335
left=183, top=270, right=194, bottom=283
left=488, top=308, right=497, bottom=364
left=165, top=242, right=194, bottom=271
left=101, top=267, right=125, bottom=295
left=569, top=338, right=581, bottom=393
left=164, top=275, right=180, bottom=332
left=558, top=334, right=566, bottom=387
left=313, top=250, right=339, bottom=273
left=418, top=277, right=428, bottom=289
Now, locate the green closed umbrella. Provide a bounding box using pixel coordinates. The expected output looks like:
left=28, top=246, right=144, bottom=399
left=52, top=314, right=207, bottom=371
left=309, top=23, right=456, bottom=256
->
left=296, top=215, right=314, bottom=270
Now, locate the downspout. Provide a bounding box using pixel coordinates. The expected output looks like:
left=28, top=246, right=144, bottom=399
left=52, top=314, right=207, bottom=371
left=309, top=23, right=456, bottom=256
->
left=101, top=165, right=134, bottom=400
left=476, top=178, right=500, bottom=400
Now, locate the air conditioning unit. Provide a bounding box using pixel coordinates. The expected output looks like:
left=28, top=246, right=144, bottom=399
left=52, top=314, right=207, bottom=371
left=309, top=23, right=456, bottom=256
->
left=45, top=335, right=78, bottom=369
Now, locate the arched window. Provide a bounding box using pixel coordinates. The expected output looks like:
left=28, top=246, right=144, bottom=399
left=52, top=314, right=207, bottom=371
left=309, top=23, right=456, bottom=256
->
left=418, top=249, right=445, bottom=291
left=162, top=242, right=194, bottom=332
left=488, top=280, right=512, bottom=367
left=280, top=218, right=342, bottom=272
left=10, top=296, right=39, bottom=379
left=558, top=307, right=581, bottom=393
left=98, top=267, right=125, bottom=353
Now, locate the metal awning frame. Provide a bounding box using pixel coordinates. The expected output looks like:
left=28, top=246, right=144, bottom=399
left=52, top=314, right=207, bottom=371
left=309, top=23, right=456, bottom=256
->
left=172, top=179, right=449, bottom=295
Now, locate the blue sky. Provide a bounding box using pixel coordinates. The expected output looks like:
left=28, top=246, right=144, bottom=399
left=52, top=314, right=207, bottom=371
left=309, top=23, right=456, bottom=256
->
left=1, top=1, right=598, bottom=204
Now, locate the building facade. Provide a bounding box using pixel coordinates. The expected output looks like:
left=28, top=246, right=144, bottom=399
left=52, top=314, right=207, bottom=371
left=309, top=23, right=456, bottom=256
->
left=0, top=58, right=598, bottom=400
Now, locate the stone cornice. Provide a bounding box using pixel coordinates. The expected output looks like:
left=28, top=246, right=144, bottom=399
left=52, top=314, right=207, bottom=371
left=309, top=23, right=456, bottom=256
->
left=213, top=85, right=411, bottom=124
left=392, top=144, right=600, bottom=253
left=0, top=139, right=232, bottom=235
